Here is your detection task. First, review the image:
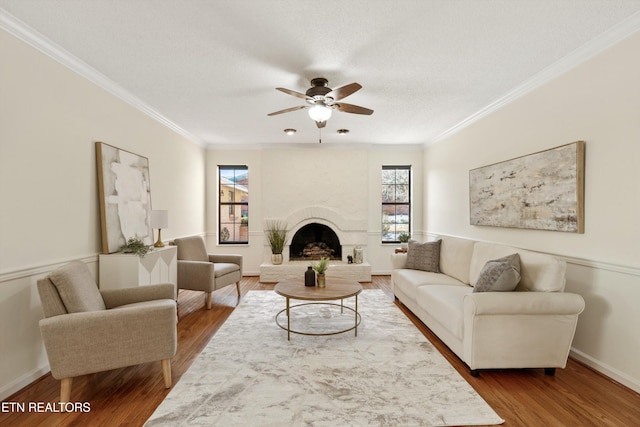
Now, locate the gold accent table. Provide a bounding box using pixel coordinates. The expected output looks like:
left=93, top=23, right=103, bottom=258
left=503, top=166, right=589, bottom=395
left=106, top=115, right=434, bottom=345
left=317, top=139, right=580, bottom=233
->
left=274, top=279, right=363, bottom=340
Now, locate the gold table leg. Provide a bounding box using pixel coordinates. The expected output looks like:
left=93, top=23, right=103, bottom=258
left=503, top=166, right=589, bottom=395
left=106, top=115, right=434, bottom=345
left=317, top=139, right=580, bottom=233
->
left=286, top=297, right=291, bottom=341
left=355, top=294, right=358, bottom=336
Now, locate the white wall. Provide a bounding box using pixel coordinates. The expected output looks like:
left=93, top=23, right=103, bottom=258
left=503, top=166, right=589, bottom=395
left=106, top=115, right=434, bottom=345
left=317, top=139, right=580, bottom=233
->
left=0, top=29, right=206, bottom=399
left=423, top=31, right=640, bottom=391
left=206, top=146, right=423, bottom=274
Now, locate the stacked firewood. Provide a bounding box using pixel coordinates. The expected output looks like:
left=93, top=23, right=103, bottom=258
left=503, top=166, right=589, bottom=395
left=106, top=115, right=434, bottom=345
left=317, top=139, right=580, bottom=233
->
left=302, top=242, right=335, bottom=258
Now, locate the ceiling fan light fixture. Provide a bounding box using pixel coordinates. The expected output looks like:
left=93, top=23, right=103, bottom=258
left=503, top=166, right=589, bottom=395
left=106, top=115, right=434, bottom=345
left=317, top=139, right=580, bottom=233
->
left=308, top=105, right=332, bottom=122
left=284, top=128, right=296, bottom=135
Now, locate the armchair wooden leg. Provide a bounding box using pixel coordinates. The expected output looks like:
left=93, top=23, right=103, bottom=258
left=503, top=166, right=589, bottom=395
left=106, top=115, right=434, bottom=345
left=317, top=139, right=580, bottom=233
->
left=236, top=281, right=241, bottom=297
left=205, top=292, right=212, bottom=309
left=162, top=359, right=172, bottom=388
left=60, top=377, right=72, bottom=404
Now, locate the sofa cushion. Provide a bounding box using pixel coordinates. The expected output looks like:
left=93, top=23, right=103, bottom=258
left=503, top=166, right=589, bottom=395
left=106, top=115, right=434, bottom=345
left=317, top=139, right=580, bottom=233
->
left=393, top=269, right=466, bottom=301
left=470, top=242, right=566, bottom=292
left=473, top=254, right=521, bottom=293
left=49, top=261, right=106, bottom=313
left=416, top=285, right=473, bottom=340
left=405, top=240, right=441, bottom=272
left=439, top=236, right=475, bottom=285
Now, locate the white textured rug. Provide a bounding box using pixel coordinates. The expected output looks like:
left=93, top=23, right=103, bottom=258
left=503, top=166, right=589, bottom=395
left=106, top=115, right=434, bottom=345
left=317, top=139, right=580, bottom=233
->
left=146, top=290, right=503, bottom=427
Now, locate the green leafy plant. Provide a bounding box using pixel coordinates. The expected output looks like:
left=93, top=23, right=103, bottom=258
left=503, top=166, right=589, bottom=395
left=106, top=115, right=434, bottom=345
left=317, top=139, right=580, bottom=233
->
left=312, top=257, right=330, bottom=275
left=119, top=238, right=152, bottom=257
left=264, top=220, right=288, bottom=254
left=398, top=232, right=411, bottom=243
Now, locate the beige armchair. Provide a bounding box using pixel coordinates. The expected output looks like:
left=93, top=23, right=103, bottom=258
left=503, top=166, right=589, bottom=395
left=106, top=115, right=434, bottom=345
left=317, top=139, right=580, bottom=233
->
left=173, top=235, right=243, bottom=309
left=37, top=261, right=177, bottom=404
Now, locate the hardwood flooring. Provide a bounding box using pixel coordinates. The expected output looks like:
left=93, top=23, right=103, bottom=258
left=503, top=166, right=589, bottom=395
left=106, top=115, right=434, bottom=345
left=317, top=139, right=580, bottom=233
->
left=1, top=276, right=639, bottom=426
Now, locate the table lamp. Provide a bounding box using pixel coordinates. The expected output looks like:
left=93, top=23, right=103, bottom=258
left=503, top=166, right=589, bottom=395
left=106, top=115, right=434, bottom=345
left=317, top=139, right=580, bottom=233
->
left=150, top=210, right=168, bottom=248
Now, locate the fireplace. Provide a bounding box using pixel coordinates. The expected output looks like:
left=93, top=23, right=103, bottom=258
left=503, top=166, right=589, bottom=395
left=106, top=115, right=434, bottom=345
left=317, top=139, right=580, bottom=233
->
left=289, top=223, right=342, bottom=261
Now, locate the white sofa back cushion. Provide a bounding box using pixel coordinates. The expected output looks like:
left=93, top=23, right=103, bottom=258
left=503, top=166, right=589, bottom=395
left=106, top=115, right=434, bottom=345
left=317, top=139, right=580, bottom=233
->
left=439, top=236, right=475, bottom=285
left=470, top=242, right=566, bottom=292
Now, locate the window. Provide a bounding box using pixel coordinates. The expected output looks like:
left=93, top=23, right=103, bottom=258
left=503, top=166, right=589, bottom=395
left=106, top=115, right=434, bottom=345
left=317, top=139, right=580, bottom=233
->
left=218, top=165, right=249, bottom=244
left=381, top=165, right=410, bottom=242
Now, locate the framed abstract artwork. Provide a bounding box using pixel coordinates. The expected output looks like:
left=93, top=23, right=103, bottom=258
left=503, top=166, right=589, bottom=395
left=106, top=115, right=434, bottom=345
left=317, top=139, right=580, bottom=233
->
left=96, top=141, right=153, bottom=253
left=469, top=141, right=585, bottom=233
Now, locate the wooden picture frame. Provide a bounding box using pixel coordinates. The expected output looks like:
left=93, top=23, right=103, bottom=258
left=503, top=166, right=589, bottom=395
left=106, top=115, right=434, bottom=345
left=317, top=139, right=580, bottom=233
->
left=469, top=141, right=585, bottom=233
left=96, top=141, right=153, bottom=253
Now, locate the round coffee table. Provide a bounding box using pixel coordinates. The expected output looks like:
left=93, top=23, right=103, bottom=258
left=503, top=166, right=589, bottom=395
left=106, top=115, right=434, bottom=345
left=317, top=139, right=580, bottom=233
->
left=274, top=278, right=363, bottom=340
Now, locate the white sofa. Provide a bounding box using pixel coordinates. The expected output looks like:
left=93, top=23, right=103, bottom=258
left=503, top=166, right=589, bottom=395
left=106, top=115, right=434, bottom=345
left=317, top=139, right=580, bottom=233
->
left=391, top=236, right=585, bottom=376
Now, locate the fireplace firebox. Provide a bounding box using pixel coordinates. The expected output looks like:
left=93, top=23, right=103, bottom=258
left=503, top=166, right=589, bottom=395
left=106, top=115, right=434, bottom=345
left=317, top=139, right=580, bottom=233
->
left=289, top=223, right=341, bottom=260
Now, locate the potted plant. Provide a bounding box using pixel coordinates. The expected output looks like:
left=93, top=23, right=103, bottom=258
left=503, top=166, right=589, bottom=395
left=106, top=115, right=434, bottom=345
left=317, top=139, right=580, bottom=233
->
left=119, top=237, right=152, bottom=257
left=398, top=232, right=411, bottom=249
left=264, top=220, right=288, bottom=265
left=313, top=257, right=329, bottom=288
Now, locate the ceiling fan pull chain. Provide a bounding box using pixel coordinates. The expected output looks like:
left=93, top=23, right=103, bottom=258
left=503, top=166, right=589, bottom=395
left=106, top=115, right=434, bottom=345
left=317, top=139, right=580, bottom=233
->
left=318, top=128, right=322, bottom=144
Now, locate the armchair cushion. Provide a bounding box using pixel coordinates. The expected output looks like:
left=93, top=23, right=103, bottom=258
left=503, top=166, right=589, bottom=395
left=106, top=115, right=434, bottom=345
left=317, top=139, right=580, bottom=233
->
left=213, top=263, right=241, bottom=278
left=49, top=261, right=105, bottom=313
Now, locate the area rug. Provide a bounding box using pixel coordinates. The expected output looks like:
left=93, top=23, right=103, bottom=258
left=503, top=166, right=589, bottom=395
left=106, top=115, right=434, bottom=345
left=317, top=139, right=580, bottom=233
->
left=145, top=290, right=503, bottom=427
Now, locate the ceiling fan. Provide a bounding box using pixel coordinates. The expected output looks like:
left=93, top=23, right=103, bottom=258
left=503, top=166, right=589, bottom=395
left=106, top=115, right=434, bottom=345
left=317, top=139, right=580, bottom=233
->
left=268, top=77, right=374, bottom=128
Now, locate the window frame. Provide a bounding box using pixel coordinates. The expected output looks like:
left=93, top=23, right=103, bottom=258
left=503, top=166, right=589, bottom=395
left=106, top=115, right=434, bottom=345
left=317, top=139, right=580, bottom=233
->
left=218, top=165, right=249, bottom=245
left=381, top=165, right=411, bottom=243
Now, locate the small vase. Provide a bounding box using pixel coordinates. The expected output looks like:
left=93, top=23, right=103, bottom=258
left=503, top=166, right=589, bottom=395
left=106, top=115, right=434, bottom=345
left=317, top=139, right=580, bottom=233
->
left=305, top=266, right=315, bottom=286
left=271, top=253, right=283, bottom=265
left=317, top=273, right=326, bottom=288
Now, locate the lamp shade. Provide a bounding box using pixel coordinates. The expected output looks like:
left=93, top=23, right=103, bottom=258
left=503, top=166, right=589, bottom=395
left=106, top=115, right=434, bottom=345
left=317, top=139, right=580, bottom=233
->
left=150, top=210, right=168, bottom=229
left=308, top=105, right=332, bottom=122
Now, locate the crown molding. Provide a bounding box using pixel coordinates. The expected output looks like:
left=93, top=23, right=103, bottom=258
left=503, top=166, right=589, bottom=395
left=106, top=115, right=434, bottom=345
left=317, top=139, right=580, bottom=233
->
left=0, top=9, right=205, bottom=147
left=429, top=11, right=640, bottom=146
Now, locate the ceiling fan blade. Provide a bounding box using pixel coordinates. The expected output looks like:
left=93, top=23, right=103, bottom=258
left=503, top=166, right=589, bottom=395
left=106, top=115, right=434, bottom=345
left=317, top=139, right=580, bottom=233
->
left=336, top=103, right=374, bottom=115
left=326, top=82, right=362, bottom=101
left=267, top=105, right=306, bottom=116
left=276, top=87, right=311, bottom=100
left=315, top=120, right=327, bottom=128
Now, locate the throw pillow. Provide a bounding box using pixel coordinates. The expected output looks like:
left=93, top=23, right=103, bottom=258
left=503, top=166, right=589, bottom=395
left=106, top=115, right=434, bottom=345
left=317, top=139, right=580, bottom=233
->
left=473, top=253, right=521, bottom=293
left=49, top=261, right=106, bottom=313
left=405, top=240, right=441, bottom=273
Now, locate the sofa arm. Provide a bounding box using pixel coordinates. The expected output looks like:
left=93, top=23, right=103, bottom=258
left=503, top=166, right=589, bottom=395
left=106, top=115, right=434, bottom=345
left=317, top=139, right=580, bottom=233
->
left=390, top=253, right=408, bottom=270
left=462, top=291, right=585, bottom=370
left=101, top=283, right=176, bottom=308
left=39, top=300, right=177, bottom=380
left=464, top=291, right=585, bottom=316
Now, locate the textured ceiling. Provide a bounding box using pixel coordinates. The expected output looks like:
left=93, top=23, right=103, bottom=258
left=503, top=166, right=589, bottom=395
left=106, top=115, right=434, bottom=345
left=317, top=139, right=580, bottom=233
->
left=2, top=0, right=640, bottom=147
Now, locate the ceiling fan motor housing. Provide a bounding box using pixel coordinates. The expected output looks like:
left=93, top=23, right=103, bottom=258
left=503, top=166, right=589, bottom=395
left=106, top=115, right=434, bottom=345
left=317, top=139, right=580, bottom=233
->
left=306, top=77, right=332, bottom=99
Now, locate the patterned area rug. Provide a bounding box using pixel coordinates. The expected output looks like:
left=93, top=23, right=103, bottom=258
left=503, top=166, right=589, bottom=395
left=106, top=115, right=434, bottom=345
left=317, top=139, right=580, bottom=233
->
left=146, top=290, right=503, bottom=426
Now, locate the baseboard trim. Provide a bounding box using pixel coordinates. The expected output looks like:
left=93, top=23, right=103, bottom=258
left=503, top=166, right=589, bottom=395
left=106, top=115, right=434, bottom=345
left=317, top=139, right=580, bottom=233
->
left=0, top=365, right=50, bottom=401
left=570, top=348, right=640, bottom=394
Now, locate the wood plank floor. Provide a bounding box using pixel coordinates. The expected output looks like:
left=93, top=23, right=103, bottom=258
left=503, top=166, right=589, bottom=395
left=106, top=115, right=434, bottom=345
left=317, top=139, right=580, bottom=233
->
left=2, top=276, right=639, bottom=426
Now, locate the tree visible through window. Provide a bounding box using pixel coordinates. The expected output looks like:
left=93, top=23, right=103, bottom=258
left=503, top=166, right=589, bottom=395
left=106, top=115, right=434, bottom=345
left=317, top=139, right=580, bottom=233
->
left=219, top=166, right=248, bottom=244
left=382, top=166, right=410, bottom=242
